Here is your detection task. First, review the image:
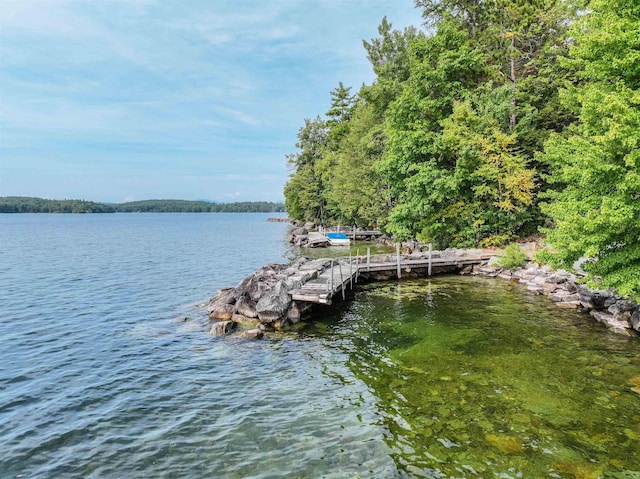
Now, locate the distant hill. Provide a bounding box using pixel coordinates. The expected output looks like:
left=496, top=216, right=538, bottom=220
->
left=0, top=197, right=285, bottom=213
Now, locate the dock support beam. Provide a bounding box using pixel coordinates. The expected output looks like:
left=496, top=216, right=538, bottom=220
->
left=396, top=243, right=401, bottom=279
left=330, top=259, right=334, bottom=293
left=428, top=243, right=432, bottom=277
left=349, top=253, right=353, bottom=289
left=367, top=247, right=371, bottom=272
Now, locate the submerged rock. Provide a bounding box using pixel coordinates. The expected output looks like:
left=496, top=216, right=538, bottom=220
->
left=241, top=328, right=264, bottom=339
left=485, top=434, right=525, bottom=454
left=210, top=320, right=236, bottom=336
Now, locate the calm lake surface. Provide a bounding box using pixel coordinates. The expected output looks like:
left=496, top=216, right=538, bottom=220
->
left=1, top=213, right=638, bottom=478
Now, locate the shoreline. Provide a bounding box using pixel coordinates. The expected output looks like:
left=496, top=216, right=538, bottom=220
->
left=207, top=247, right=640, bottom=338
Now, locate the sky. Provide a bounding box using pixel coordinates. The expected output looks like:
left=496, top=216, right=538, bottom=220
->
left=0, top=0, right=423, bottom=203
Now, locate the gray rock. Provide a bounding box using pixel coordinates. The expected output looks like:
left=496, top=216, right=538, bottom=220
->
left=549, top=292, right=580, bottom=303
left=233, top=264, right=289, bottom=302
left=241, top=328, right=264, bottom=339
left=284, top=277, right=302, bottom=292
left=573, top=256, right=589, bottom=276
left=608, top=299, right=638, bottom=316
left=556, top=301, right=581, bottom=309
left=236, top=296, right=258, bottom=318
left=284, top=267, right=299, bottom=276
left=487, top=256, right=502, bottom=266
left=256, top=281, right=291, bottom=324
left=631, top=309, right=640, bottom=332
left=564, top=281, right=578, bottom=294
left=294, top=234, right=309, bottom=246
left=547, top=274, right=567, bottom=285
left=291, top=227, right=308, bottom=236
left=578, top=288, right=611, bottom=310
left=533, top=275, right=550, bottom=286
left=231, top=313, right=259, bottom=326
left=510, top=269, right=525, bottom=278
left=210, top=287, right=236, bottom=305
left=208, top=303, right=235, bottom=320
left=210, top=320, right=236, bottom=335
left=590, top=310, right=631, bottom=334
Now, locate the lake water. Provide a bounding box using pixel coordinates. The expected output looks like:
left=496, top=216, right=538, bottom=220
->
left=1, top=213, right=638, bottom=478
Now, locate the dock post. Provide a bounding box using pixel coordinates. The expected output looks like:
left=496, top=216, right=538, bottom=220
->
left=367, top=247, right=371, bottom=272
left=339, top=261, right=345, bottom=300
left=355, top=248, right=360, bottom=283
left=396, top=243, right=401, bottom=279
left=349, top=253, right=353, bottom=289
left=428, top=243, right=432, bottom=277
left=353, top=225, right=356, bottom=241
left=330, top=259, right=334, bottom=293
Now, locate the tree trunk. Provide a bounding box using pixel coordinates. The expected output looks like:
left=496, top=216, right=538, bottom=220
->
left=510, top=33, right=517, bottom=129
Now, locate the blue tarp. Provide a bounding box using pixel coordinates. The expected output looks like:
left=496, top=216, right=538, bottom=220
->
left=327, top=232, right=348, bottom=240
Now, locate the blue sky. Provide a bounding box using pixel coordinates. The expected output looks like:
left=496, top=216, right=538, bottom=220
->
left=0, top=0, right=423, bottom=203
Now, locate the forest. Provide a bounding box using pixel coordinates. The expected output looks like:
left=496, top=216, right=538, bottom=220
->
left=0, top=197, right=285, bottom=214
left=283, top=0, right=639, bottom=300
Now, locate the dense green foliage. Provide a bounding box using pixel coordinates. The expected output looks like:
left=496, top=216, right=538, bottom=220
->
left=539, top=0, right=640, bottom=299
left=0, top=197, right=285, bottom=214
left=284, top=0, right=639, bottom=298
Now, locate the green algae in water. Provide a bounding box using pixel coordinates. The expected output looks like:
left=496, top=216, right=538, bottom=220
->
left=300, top=276, right=640, bottom=478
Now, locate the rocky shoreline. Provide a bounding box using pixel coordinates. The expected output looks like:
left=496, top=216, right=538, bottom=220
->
left=468, top=260, right=640, bottom=336
left=207, top=251, right=640, bottom=338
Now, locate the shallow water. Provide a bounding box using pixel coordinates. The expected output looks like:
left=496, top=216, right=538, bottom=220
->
left=297, top=278, right=640, bottom=478
left=1, top=214, right=638, bottom=478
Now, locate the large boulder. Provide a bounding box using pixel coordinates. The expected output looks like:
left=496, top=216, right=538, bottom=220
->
left=590, top=311, right=631, bottom=335
left=236, top=296, right=258, bottom=318
left=233, top=264, right=288, bottom=302
left=608, top=299, right=637, bottom=319
left=578, top=288, right=611, bottom=310
left=256, top=281, right=291, bottom=324
left=209, top=287, right=236, bottom=306
left=291, top=227, right=308, bottom=236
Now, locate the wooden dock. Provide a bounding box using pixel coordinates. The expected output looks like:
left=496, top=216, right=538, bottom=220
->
left=290, top=247, right=493, bottom=305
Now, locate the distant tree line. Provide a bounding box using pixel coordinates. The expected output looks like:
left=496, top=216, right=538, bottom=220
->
left=0, top=197, right=116, bottom=213
left=0, top=197, right=285, bottom=214
left=115, top=200, right=285, bottom=213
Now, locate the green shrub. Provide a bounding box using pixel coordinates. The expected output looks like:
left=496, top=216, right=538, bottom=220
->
left=499, top=243, right=527, bottom=270
left=533, top=248, right=556, bottom=267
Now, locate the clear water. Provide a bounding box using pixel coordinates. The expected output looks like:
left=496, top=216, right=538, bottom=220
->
left=1, top=214, right=638, bottom=478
